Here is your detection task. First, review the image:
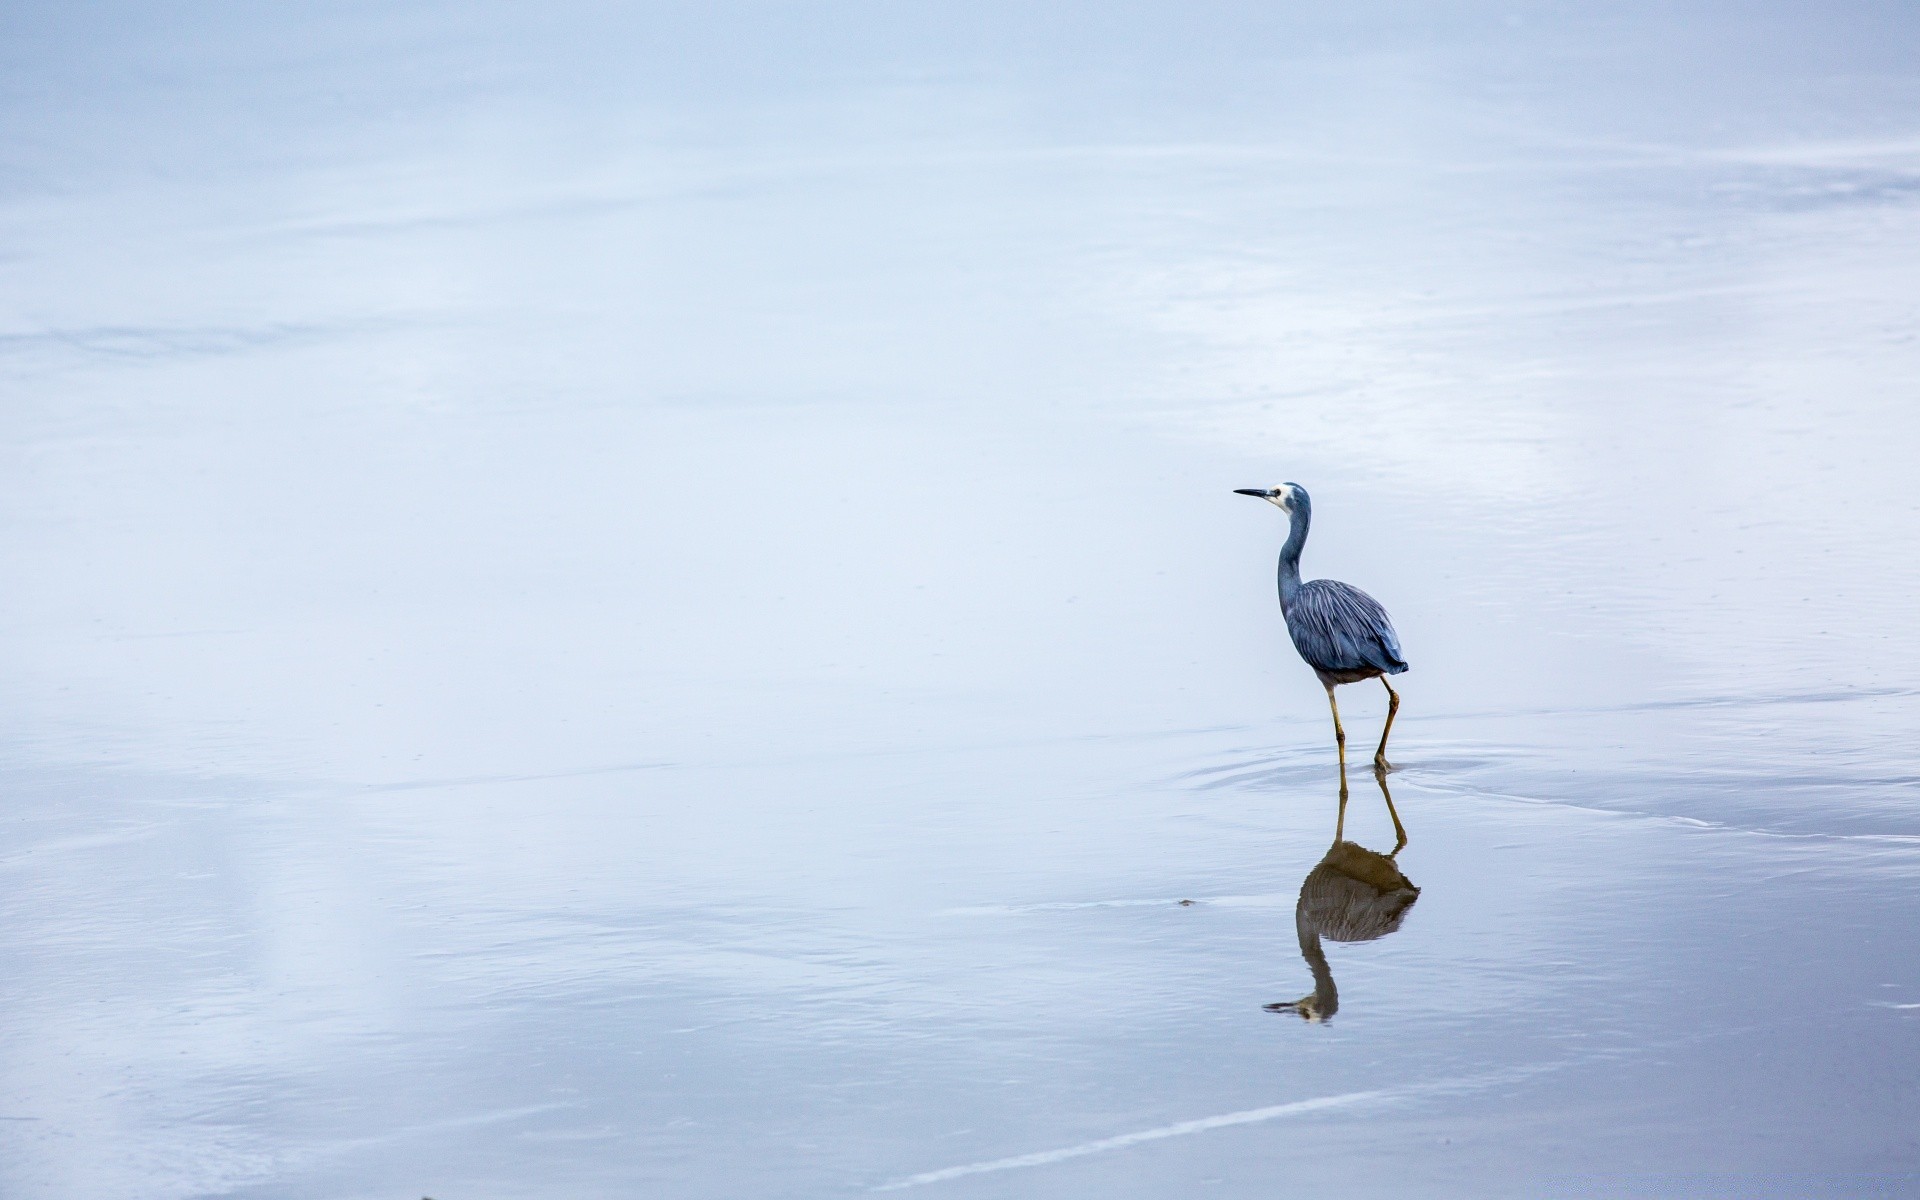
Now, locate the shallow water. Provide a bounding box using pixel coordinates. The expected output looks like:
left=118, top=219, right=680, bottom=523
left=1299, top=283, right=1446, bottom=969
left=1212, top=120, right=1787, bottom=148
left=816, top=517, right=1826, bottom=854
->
left=4, top=3, right=1920, bottom=1197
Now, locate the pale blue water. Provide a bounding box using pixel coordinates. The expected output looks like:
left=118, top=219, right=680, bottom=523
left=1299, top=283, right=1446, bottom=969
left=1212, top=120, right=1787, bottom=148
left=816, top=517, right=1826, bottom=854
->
left=4, top=3, right=1919, bottom=1197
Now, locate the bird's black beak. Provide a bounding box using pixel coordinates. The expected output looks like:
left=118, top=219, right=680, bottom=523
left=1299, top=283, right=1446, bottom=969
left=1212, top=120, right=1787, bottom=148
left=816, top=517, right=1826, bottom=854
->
left=1233, top=488, right=1276, bottom=498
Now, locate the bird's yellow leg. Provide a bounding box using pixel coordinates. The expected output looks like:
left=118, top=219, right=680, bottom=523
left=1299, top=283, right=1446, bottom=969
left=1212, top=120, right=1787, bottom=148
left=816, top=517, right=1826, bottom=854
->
left=1374, top=677, right=1400, bottom=771
left=1326, top=685, right=1346, bottom=770
left=1375, top=763, right=1408, bottom=855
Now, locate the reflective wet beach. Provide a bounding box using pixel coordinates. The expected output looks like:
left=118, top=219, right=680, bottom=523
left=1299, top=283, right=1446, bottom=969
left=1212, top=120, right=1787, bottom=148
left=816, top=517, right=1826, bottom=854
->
left=4, top=3, right=1920, bottom=1196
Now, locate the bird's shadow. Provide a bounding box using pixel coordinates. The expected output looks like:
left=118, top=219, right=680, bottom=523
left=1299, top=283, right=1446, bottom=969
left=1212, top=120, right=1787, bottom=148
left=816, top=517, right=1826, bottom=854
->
left=1266, top=765, right=1420, bottom=1022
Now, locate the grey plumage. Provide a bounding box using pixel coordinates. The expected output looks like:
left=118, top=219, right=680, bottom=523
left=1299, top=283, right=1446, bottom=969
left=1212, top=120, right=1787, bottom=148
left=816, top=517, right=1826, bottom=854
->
left=1286, top=578, right=1407, bottom=685
left=1235, top=481, right=1408, bottom=768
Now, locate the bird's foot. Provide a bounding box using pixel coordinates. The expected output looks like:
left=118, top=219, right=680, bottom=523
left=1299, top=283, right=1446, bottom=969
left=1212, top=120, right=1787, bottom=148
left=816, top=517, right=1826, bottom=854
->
left=1373, top=755, right=1396, bottom=774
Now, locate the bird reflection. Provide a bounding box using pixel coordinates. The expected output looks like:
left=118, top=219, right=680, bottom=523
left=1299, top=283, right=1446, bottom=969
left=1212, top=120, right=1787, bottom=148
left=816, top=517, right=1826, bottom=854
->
left=1266, top=765, right=1419, bottom=1022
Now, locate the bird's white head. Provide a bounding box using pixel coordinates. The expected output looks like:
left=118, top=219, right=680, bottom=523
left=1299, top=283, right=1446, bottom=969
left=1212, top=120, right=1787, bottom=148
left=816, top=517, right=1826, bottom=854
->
left=1233, top=482, right=1303, bottom=512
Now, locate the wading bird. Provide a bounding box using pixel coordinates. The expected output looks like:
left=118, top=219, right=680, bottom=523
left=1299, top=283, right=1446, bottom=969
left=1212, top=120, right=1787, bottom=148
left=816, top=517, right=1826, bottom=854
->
left=1235, top=483, right=1407, bottom=770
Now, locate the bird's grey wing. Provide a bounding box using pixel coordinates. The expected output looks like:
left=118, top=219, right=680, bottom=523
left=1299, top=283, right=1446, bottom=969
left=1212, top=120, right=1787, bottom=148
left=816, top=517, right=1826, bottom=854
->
left=1290, top=580, right=1408, bottom=675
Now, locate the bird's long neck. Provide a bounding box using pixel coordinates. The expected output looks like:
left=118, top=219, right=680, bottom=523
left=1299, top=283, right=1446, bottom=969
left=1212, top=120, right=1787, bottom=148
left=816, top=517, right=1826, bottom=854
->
left=1276, top=503, right=1309, bottom=608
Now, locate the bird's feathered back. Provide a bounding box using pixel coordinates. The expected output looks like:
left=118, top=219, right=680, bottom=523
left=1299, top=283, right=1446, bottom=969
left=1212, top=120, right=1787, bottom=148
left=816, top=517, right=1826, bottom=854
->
left=1284, top=579, right=1408, bottom=677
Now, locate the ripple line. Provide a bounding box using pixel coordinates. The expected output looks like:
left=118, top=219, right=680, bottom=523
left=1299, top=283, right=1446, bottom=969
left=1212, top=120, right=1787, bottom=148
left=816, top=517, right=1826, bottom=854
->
left=871, top=1089, right=1389, bottom=1191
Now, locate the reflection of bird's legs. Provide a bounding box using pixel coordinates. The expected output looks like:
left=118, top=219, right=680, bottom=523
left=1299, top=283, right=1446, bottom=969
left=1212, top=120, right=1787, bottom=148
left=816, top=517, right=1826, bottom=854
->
left=1335, top=760, right=1350, bottom=842
left=1375, top=764, right=1408, bottom=855
left=1374, top=677, right=1400, bottom=771
left=1325, top=685, right=1346, bottom=769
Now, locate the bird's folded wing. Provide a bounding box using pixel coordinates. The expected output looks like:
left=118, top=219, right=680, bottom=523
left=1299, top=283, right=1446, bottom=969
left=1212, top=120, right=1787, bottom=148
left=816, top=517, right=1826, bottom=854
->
left=1290, top=580, right=1407, bottom=674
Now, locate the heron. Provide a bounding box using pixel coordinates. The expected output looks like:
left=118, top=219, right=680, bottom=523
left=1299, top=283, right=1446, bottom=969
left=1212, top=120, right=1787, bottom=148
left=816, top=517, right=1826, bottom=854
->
left=1235, top=482, right=1407, bottom=771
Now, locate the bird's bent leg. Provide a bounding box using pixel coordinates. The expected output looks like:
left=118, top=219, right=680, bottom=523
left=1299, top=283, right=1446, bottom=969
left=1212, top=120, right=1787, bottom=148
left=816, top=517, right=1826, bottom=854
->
left=1374, top=678, right=1401, bottom=771
left=1376, top=764, right=1408, bottom=855
left=1326, top=685, right=1347, bottom=770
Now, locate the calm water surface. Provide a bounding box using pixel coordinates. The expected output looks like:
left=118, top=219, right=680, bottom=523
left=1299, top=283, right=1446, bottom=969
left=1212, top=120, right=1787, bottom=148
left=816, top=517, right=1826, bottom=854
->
left=4, top=3, right=1919, bottom=1197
